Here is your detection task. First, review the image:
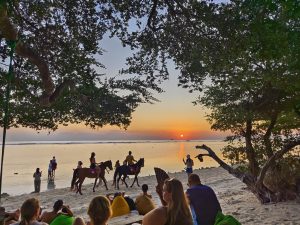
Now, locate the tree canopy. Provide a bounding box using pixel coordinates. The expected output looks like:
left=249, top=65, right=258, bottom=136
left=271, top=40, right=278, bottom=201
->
left=105, top=0, right=300, bottom=202
left=0, top=0, right=161, bottom=131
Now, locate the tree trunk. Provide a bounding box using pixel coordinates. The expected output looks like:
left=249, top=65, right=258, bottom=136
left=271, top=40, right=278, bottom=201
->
left=245, top=120, right=260, bottom=176
left=263, top=114, right=277, bottom=158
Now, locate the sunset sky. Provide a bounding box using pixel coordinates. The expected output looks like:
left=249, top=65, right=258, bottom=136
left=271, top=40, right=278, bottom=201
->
left=4, top=34, right=228, bottom=142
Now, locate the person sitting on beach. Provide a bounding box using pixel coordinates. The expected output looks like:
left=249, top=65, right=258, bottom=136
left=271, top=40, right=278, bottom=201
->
left=72, top=196, right=112, bottom=225
left=183, top=154, right=194, bottom=176
left=48, top=207, right=74, bottom=225
left=33, top=168, right=42, bottom=193
left=40, top=200, right=73, bottom=224
left=186, top=173, right=221, bottom=225
left=11, top=198, right=47, bottom=225
left=143, top=178, right=193, bottom=225
left=0, top=207, right=20, bottom=225
left=135, top=184, right=155, bottom=215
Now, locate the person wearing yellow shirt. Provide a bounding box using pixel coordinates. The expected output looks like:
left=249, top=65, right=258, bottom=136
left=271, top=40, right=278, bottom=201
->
left=125, top=151, right=137, bottom=166
left=135, top=184, right=155, bottom=215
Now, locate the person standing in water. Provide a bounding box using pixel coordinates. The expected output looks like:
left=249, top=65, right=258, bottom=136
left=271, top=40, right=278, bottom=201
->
left=48, top=160, right=53, bottom=179
left=51, top=156, right=57, bottom=177
left=33, top=168, right=42, bottom=193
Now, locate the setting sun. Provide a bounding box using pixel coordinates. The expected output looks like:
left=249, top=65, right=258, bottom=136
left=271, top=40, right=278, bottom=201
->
left=180, top=134, right=184, bottom=138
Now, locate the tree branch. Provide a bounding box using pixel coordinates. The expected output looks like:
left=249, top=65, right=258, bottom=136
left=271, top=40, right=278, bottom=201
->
left=195, top=144, right=246, bottom=179
left=147, top=0, right=158, bottom=31
left=196, top=144, right=276, bottom=203
left=0, top=3, right=71, bottom=106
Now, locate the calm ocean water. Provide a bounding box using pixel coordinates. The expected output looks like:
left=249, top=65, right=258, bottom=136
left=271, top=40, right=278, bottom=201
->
left=2, top=140, right=226, bottom=195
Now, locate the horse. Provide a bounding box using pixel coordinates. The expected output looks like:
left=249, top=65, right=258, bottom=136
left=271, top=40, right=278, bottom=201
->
left=71, top=160, right=113, bottom=195
left=113, top=158, right=144, bottom=189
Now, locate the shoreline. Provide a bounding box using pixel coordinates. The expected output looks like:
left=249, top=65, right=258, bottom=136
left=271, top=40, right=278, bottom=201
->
left=1, top=167, right=299, bottom=224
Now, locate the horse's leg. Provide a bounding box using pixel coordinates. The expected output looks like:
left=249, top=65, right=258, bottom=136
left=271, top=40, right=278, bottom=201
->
left=123, top=175, right=128, bottom=188
left=117, top=175, right=122, bottom=190
left=79, top=177, right=85, bottom=195
left=136, top=175, right=140, bottom=187
left=93, top=175, right=100, bottom=192
left=79, top=180, right=84, bottom=195
left=75, top=180, right=80, bottom=194
left=130, top=175, right=137, bottom=188
left=102, top=176, right=108, bottom=190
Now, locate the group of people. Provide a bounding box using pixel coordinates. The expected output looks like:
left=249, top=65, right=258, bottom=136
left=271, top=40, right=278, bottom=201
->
left=1, top=198, right=74, bottom=225
left=89, top=151, right=137, bottom=169
left=48, top=157, right=57, bottom=180
left=2, top=172, right=221, bottom=225
left=32, top=157, right=57, bottom=193
left=25, top=151, right=222, bottom=225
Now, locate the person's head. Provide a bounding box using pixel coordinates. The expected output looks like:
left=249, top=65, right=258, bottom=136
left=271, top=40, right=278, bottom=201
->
left=78, top=161, right=83, bottom=166
left=113, top=192, right=120, bottom=198
left=188, top=173, right=201, bottom=187
left=88, top=196, right=112, bottom=225
left=35, top=168, right=40, bottom=173
left=19, top=198, right=40, bottom=225
left=128, top=151, right=132, bottom=155
left=163, top=178, right=185, bottom=204
left=142, top=184, right=148, bottom=193
left=91, top=152, right=95, bottom=158
left=53, top=200, right=63, bottom=212
left=53, top=156, right=55, bottom=159
left=163, top=178, right=192, bottom=225
left=187, top=154, right=190, bottom=159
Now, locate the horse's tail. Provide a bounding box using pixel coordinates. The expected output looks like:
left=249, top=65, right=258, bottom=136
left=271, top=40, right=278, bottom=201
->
left=113, top=166, right=120, bottom=185
left=71, top=169, right=78, bottom=189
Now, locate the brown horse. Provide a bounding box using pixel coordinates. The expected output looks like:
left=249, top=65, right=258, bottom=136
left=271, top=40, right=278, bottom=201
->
left=72, top=160, right=113, bottom=195
left=113, top=158, right=144, bottom=189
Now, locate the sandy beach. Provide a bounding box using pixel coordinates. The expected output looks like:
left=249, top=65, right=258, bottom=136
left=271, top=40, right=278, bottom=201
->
left=1, top=167, right=299, bottom=225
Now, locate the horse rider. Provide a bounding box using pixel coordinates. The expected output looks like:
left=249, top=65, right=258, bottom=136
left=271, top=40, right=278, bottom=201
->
left=90, top=152, right=97, bottom=173
left=124, top=151, right=137, bottom=172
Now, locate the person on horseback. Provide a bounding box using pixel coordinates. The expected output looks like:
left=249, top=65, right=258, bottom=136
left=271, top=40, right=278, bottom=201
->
left=90, top=152, right=96, bottom=173
left=124, top=151, right=137, bottom=173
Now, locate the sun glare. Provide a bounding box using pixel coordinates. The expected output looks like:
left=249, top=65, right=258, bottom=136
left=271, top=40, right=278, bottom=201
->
left=180, top=134, right=184, bottom=138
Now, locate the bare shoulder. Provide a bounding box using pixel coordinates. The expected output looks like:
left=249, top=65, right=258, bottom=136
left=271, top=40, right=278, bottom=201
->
left=142, top=207, right=167, bottom=225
